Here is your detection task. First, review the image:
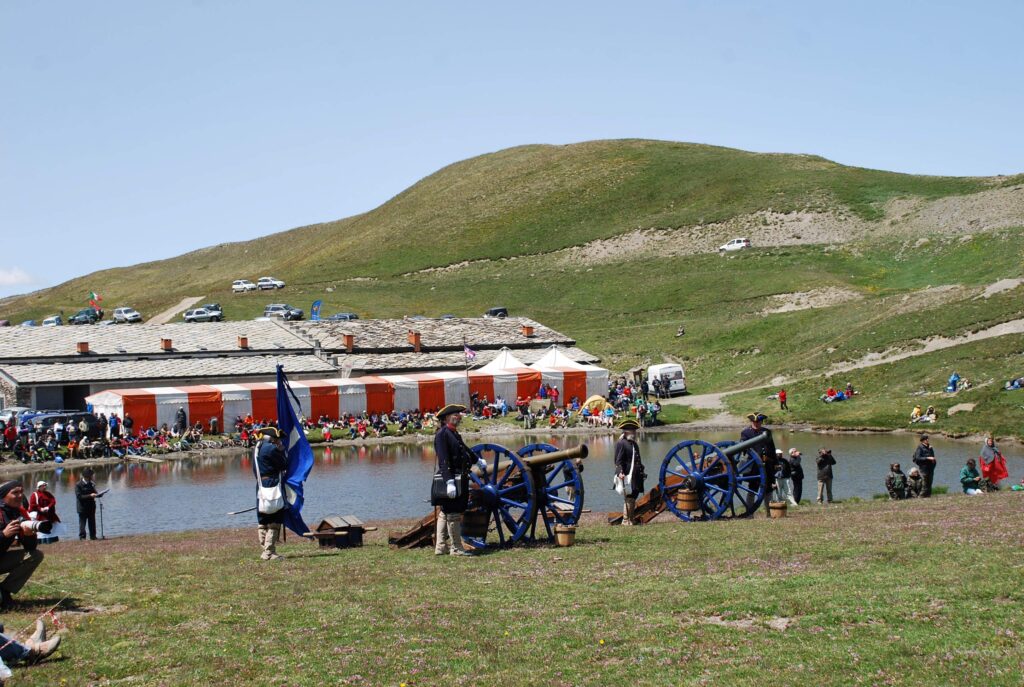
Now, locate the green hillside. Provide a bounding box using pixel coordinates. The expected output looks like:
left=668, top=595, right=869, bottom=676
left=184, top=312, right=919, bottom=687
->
left=5, top=139, right=1024, bottom=434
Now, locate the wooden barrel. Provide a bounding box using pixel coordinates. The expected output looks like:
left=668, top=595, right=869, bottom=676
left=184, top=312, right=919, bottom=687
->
left=676, top=489, right=699, bottom=512
left=462, top=511, right=490, bottom=538
left=554, top=525, right=577, bottom=547
left=768, top=501, right=788, bottom=519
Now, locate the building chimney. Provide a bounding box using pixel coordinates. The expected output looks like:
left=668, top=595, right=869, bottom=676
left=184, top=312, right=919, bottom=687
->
left=342, top=333, right=354, bottom=353
left=407, top=330, right=421, bottom=352
left=76, top=341, right=90, bottom=355
left=521, top=325, right=535, bottom=337
left=237, top=336, right=249, bottom=349
left=161, top=338, right=173, bottom=352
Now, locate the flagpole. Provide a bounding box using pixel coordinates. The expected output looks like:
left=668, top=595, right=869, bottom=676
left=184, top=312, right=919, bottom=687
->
left=463, top=337, right=472, bottom=407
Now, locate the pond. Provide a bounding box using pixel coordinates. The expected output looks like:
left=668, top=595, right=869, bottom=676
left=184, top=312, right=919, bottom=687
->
left=17, top=430, right=1023, bottom=538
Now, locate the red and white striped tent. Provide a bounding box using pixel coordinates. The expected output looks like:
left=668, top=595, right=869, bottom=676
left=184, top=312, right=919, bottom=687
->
left=469, top=349, right=542, bottom=404
left=83, top=351, right=603, bottom=426
left=529, top=347, right=608, bottom=402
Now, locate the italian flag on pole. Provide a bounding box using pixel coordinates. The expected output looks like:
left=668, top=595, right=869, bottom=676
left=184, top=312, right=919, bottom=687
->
left=88, top=291, right=102, bottom=309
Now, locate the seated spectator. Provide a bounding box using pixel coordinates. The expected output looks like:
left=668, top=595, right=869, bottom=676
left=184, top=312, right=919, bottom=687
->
left=960, top=459, right=984, bottom=495
left=907, top=467, right=925, bottom=498
left=910, top=405, right=923, bottom=422
left=885, top=463, right=908, bottom=499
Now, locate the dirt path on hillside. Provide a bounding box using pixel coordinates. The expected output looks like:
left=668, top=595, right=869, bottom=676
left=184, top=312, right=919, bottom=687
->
left=665, top=316, right=1024, bottom=414
left=147, top=296, right=204, bottom=324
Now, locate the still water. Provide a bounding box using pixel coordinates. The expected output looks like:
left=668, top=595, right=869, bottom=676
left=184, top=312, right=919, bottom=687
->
left=17, top=431, right=1023, bottom=538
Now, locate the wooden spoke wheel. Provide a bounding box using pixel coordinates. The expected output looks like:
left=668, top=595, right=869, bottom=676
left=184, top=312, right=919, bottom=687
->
left=714, top=440, right=766, bottom=518
left=518, top=443, right=584, bottom=541
left=659, top=439, right=734, bottom=522
left=464, top=443, right=536, bottom=548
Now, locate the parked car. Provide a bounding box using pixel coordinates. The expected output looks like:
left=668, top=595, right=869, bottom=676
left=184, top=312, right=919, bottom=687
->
left=202, top=303, right=223, bottom=320
left=19, top=320, right=36, bottom=327
left=232, top=279, right=257, bottom=293
left=263, top=303, right=303, bottom=321
left=325, top=312, right=359, bottom=321
left=113, top=307, right=142, bottom=323
left=69, top=308, right=102, bottom=325
left=483, top=306, right=508, bottom=318
left=718, top=238, right=751, bottom=252
left=41, top=315, right=63, bottom=327
left=257, top=276, right=286, bottom=290
left=31, top=411, right=103, bottom=439
left=183, top=307, right=223, bottom=323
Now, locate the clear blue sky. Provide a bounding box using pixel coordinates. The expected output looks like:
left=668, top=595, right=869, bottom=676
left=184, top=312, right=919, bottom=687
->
left=2, top=1, right=1022, bottom=299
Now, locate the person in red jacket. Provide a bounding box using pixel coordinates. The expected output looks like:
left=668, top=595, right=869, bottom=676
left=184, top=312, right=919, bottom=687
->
left=27, top=481, right=60, bottom=527
left=778, top=388, right=788, bottom=411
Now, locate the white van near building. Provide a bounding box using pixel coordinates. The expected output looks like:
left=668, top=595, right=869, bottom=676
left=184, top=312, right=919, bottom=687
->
left=648, top=363, right=686, bottom=396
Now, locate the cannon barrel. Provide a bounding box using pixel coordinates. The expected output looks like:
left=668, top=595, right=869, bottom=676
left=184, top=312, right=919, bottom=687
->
left=473, top=444, right=588, bottom=476
left=720, top=431, right=770, bottom=458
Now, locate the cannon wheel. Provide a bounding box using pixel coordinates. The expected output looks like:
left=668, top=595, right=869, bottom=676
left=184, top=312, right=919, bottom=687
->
left=518, top=443, right=584, bottom=541
left=464, top=443, right=536, bottom=548
left=715, top=441, right=766, bottom=518
left=659, top=439, right=734, bottom=522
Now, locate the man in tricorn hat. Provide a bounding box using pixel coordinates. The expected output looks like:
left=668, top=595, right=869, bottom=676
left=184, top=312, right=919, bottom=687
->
left=614, top=419, right=646, bottom=525
left=254, top=426, right=288, bottom=560
left=741, top=412, right=778, bottom=516
left=431, top=404, right=486, bottom=556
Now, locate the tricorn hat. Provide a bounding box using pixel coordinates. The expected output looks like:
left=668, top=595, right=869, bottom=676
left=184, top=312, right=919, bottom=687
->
left=437, top=404, right=467, bottom=420
left=618, top=419, right=640, bottom=431
left=260, top=427, right=282, bottom=441
left=745, top=412, right=768, bottom=423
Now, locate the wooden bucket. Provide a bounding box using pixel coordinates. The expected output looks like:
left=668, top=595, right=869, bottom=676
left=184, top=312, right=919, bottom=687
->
left=554, top=525, right=577, bottom=547
left=768, top=501, right=788, bottom=519
left=462, top=511, right=490, bottom=538
left=676, top=489, right=699, bottom=512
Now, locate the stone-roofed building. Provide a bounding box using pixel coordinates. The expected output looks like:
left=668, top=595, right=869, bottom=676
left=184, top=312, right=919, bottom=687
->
left=0, top=317, right=599, bottom=410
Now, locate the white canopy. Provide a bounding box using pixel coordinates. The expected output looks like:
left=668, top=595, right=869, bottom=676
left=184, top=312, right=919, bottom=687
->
left=479, top=348, right=532, bottom=372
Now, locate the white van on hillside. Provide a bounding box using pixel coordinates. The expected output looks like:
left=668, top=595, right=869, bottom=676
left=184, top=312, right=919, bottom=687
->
left=648, top=363, right=686, bottom=396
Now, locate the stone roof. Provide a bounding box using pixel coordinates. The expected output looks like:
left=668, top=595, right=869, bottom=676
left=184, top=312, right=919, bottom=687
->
left=290, top=317, right=572, bottom=352
left=0, top=354, right=336, bottom=385
left=0, top=321, right=312, bottom=362
left=333, top=346, right=599, bottom=373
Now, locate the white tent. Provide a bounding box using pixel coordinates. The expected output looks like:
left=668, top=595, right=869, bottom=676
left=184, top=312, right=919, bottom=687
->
left=530, top=346, right=609, bottom=402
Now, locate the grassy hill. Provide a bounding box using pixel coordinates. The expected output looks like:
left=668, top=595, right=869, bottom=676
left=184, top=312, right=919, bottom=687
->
left=4, top=139, right=1024, bottom=434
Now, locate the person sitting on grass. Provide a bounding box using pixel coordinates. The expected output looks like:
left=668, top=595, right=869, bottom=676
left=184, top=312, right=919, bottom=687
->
left=960, top=459, right=985, bottom=496
left=885, top=463, right=908, bottom=499
left=906, top=467, right=925, bottom=498
left=910, top=405, right=923, bottom=422
left=0, top=619, right=62, bottom=680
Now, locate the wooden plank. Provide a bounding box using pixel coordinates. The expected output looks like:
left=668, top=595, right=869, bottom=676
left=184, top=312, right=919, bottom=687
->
left=387, top=509, right=438, bottom=549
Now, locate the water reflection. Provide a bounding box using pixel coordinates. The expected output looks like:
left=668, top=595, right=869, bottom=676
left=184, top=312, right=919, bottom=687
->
left=15, top=431, right=1022, bottom=538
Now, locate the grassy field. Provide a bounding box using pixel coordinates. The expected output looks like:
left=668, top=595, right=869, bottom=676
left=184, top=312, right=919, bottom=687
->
left=8, top=492, right=1023, bottom=686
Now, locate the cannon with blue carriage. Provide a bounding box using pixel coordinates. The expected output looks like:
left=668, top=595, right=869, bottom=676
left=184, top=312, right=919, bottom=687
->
left=388, top=441, right=589, bottom=550
left=608, top=431, right=772, bottom=524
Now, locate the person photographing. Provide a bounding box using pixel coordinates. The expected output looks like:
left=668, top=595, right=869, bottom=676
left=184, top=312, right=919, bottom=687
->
left=0, top=481, right=46, bottom=611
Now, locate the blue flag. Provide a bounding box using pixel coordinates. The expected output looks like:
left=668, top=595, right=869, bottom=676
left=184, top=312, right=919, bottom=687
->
left=310, top=300, right=322, bottom=321
left=276, top=365, right=314, bottom=536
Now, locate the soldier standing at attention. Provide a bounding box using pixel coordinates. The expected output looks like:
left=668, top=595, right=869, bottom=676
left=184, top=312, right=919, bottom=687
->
left=432, top=404, right=486, bottom=556
left=614, top=419, right=646, bottom=525
left=741, top=413, right=778, bottom=516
